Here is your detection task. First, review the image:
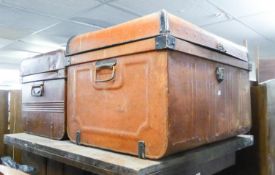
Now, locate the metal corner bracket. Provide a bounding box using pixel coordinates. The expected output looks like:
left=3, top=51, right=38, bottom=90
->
left=160, top=9, right=170, bottom=34
left=138, top=141, right=146, bottom=159
left=155, top=34, right=176, bottom=50
left=65, top=57, right=71, bottom=66
left=76, top=130, right=81, bottom=145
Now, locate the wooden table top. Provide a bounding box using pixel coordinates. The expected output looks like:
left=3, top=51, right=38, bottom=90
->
left=4, top=133, right=253, bottom=175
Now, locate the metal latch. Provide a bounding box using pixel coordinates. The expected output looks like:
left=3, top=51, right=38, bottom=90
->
left=216, top=43, right=227, bottom=53
left=216, top=67, right=225, bottom=83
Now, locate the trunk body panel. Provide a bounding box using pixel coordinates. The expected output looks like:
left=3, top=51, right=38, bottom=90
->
left=166, top=51, right=251, bottom=155
left=67, top=51, right=169, bottom=158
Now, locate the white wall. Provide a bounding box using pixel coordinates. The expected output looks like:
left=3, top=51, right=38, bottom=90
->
left=0, top=67, right=21, bottom=90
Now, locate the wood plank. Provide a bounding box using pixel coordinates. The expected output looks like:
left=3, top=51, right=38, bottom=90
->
left=4, top=133, right=253, bottom=175
left=250, top=81, right=275, bottom=175
left=0, top=90, right=9, bottom=155
left=7, top=90, right=22, bottom=162
left=265, top=81, right=275, bottom=175
left=9, top=90, right=23, bottom=135
left=251, top=85, right=268, bottom=175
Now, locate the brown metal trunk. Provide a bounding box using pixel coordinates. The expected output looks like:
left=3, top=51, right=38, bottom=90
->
left=21, top=50, right=66, bottom=140
left=66, top=11, right=251, bottom=159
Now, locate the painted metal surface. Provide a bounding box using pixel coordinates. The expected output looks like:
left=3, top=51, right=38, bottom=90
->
left=66, top=11, right=248, bottom=61
left=66, top=11, right=251, bottom=159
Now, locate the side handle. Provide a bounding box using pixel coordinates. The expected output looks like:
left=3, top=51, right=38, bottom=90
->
left=95, top=59, right=117, bottom=83
left=31, top=83, right=44, bottom=97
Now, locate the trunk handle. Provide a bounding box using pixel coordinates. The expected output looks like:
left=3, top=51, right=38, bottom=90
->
left=31, top=83, right=44, bottom=97
left=95, top=59, right=117, bottom=83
